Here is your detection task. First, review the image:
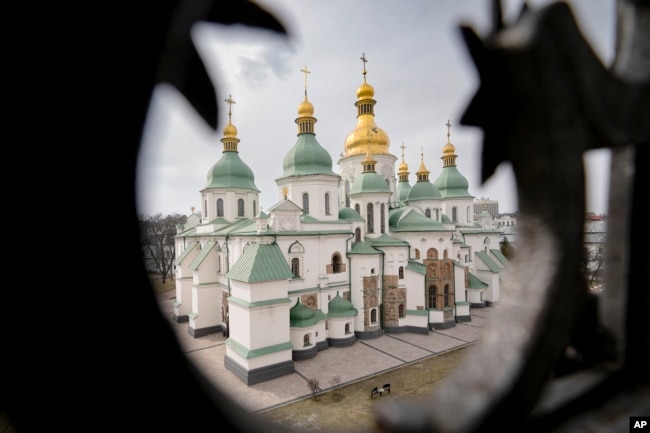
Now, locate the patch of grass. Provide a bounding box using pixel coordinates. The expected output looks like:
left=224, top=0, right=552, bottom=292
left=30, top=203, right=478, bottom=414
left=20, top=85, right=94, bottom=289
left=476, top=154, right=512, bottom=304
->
left=260, top=345, right=471, bottom=433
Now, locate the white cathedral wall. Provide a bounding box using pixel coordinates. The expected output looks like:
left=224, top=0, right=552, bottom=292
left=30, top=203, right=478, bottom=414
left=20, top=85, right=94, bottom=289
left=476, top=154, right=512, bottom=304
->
left=276, top=175, right=340, bottom=222
left=349, top=254, right=382, bottom=330
left=189, top=282, right=221, bottom=330
left=404, top=269, right=426, bottom=311
left=229, top=279, right=286, bottom=304
left=249, top=304, right=291, bottom=350
left=327, top=317, right=354, bottom=339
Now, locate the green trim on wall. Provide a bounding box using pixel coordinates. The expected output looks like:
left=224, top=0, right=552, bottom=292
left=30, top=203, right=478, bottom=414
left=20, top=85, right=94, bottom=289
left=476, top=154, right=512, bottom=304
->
left=226, top=339, right=293, bottom=359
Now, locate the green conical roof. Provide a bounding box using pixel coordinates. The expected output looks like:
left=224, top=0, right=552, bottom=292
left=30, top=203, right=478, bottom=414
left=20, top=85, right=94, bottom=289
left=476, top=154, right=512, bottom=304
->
left=279, top=133, right=336, bottom=178
left=328, top=293, right=357, bottom=318
left=349, top=172, right=390, bottom=195
left=407, top=180, right=441, bottom=201
left=206, top=152, right=259, bottom=191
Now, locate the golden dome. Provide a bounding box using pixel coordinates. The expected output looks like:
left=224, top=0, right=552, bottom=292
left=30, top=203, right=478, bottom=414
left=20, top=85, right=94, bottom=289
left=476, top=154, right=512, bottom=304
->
left=442, top=141, right=455, bottom=156
left=344, top=122, right=390, bottom=156
left=223, top=120, right=237, bottom=138
left=297, top=95, right=314, bottom=117
left=356, top=82, right=374, bottom=99
left=398, top=159, right=409, bottom=173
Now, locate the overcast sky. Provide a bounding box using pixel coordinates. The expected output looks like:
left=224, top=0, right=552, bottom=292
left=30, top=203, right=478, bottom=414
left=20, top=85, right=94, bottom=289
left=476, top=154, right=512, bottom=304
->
left=137, top=0, right=616, bottom=218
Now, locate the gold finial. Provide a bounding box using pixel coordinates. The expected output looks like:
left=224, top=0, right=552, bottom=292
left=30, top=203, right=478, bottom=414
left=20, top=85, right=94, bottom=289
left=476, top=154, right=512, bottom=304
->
left=300, top=65, right=311, bottom=95
left=360, top=53, right=368, bottom=82
left=225, top=94, right=236, bottom=121
left=191, top=206, right=195, bottom=214
left=281, top=186, right=289, bottom=200
left=400, top=143, right=406, bottom=160
left=446, top=119, right=452, bottom=142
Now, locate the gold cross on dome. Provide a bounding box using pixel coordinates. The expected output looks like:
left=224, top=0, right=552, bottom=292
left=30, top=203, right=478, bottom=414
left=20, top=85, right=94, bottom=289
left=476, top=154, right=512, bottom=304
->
left=446, top=119, right=452, bottom=141
left=300, top=65, right=311, bottom=92
left=225, top=94, right=236, bottom=120
left=360, top=53, right=368, bottom=79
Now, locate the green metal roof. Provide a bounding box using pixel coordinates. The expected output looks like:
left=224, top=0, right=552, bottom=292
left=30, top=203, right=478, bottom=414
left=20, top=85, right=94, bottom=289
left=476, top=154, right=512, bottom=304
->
left=370, top=233, right=410, bottom=247
left=475, top=251, right=502, bottom=273
left=396, top=180, right=412, bottom=204
left=468, top=272, right=489, bottom=289
left=390, top=208, right=448, bottom=232
left=434, top=166, right=473, bottom=198
left=289, top=299, right=328, bottom=327
left=226, top=242, right=293, bottom=283
left=189, top=241, right=216, bottom=270
left=349, top=172, right=391, bottom=195
left=406, top=180, right=441, bottom=201
left=490, top=249, right=511, bottom=268
left=328, top=293, right=357, bottom=318
left=206, top=151, right=259, bottom=191
left=339, top=207, right=365, bottom=221
left=406, top=260, right=426, bottom=275
left=175, top=241, right=199, bottom=266
left=348, top=241, right=380, bottom=255
left=278, top=133, right=336, bottom=178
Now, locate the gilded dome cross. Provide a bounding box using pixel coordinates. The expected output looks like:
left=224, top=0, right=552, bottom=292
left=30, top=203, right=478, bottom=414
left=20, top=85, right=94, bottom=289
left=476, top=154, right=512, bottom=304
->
left=446, top=119, right=452, bottom=142
left=225, top=94, right=236, bottom=121
left=300, top=65, right=311, bottom=94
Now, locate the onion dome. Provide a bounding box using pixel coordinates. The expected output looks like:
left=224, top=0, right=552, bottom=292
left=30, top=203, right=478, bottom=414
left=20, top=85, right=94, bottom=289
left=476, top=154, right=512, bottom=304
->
left=434, top=120, right=472, bottom=198
left=349, top=146, right=391, bottom=195
left=206, top=95, right=259, bottom=191
left=343, top=53, right=390, bottom=157
left=407, top=149, right=441, bottom=201
left=396, top=143, right=411, bottom=204
left=328, top=292, right=357, bottom=318
left=290, top=298, right=326, bottom=327
left=278, top=67, right=336, bottom=178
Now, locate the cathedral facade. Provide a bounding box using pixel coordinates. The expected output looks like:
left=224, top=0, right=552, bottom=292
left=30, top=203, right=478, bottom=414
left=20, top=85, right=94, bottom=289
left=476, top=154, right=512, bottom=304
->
left=172, top=60, right=509, bottom=386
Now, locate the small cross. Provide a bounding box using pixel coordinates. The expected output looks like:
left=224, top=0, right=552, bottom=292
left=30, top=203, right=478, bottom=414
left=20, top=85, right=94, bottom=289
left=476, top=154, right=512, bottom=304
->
left=300, top=65, right=311, bottom=93
left=361, top=53, right=368, bottom=78
left=446, top=119, right=452, bottom=141
left=400, top=143, right=406, bottom=159
left=225, top=94, right=236, bottom=120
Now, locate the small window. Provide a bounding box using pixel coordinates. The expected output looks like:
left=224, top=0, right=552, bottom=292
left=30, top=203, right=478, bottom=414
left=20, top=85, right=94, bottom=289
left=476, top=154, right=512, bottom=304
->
left=325, top=192, right=330, bottom=215
left=398, top=266, right=404, bottom=279
left=217, top=198, right=224, bottom=217
left=291, top=258, right=300, bottom=277
left=237, top=198, right=244, bottom=217
left=302, top=193, right=310, bottom=214
left=398, top=304, right=404, bottom=318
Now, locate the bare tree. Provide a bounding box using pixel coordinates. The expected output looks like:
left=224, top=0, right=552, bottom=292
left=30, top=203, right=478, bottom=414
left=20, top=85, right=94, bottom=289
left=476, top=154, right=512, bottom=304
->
left=307, top=378, right=320, bottom=400
left=329, top=375, right=342, bottom=400
left=139, top=213, right=187, bottom=283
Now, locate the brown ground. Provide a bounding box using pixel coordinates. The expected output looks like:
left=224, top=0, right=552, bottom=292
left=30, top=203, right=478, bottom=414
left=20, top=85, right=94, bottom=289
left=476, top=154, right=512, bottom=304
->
left=148, top=274, right=472, bottom=433
left=260, top=346, right=470, bottom=433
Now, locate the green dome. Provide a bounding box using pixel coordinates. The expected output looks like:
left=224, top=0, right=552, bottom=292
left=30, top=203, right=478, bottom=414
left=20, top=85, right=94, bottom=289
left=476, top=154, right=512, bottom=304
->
left=328, top=293, right=357, bottom=318
left=339, top=207, right=364, bottom=221
left=406, top=181, right=441, bottom=201
left=280, top=134, right=335, bottom=178
left=206, top=152, right=259, bottom=190
left=396, top=181, right=412, bottom=204
left=434, top=166, right=472, bottom=198
left=290, top=299, right=314, bottom=321
left=349, top=172, right=390, bottom=195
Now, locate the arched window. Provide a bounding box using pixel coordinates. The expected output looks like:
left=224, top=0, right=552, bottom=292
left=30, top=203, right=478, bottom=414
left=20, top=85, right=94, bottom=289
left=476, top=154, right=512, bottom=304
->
left=332, top=253, right=343, bottom=273
left=355, top=203, right=360, bottom=214
left=367, top=203, right=374, bottom=233
left=398, top=304, right=404, bottom=318
left=467, top=206, right=472, bottom=222
left=355, top=227, right=361, bottom=242
left=237, top=198, right=244, bottom=217
left=325, top=192, right=330, bottom=215
left=291, top=258, right=300, bottom=277
left=427, top=248, right=438, bottom=259
left=302, top=193, right=309, bottom=214
left=425, top=208, right=431, bottom=218
left=345, top=181, right=351, bottom=208
left=370, top=309, right=377, bottom=324
left=398, top=266, right=404, bottom=279
left=380, top=203, right=386, bottom=233
left=452, top=206, right=458, bottom=222
left=204, top=200, right=207, bottom=218
left=344, top=323, right=350, bottom=334
left=303, top=334, right=310, bottom=346
left=253, top=200, right=257, bottom=216
left=428, top=285, right=437, bottom=309
left=415, top=249, right=421, bottom=259
left=444, top=249, right=449, bottom=259
left=444, top=284, right=453, bottom=308
left=216, top=198, right=224, bottom=217
left=436, top=209, right=440, bottom=221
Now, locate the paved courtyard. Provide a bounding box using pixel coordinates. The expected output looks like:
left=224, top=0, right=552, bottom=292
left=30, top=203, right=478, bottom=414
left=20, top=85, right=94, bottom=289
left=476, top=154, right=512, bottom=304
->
left=157, top=291, right=495, bottom=413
